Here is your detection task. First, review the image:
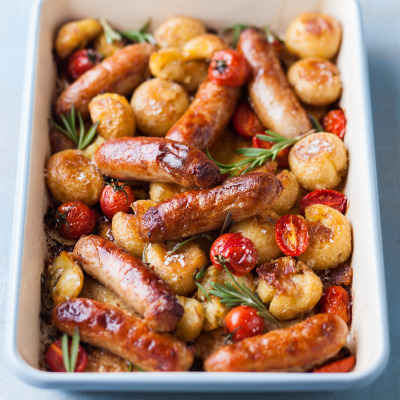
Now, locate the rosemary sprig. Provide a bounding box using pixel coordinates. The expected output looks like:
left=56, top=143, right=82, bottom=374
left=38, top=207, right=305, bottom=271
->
left=207, top=130, right=313, bottom=176
left=100, top=19, right=123, bottom=44
left=168, top=234, right=213, bottom=255
left=209, top=263, right=280, bottom=326
left=219, top=212, right=233, bottom=235
left=223, top=23, right=250, bottom=48
left=193, top=264, right=211, bottom=301
left=100, top=19, right=155, bottom=45
left=127, top=362, right=146, bottom=372
left=62, top=327, right=81, bottom=372
left=49, top=105, right=99, bottom=150
left=264, top=25, right=284, bottom=46
left=309, top=115, right=323, bottom=132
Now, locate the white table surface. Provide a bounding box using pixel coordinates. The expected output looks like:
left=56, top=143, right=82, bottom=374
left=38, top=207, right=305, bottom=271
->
left=1, top=0, right=399, bottom=398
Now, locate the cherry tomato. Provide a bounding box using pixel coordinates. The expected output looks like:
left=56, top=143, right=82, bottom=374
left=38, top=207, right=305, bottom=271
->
left=225, top=306, right=264, bottom=341
left=233, top=103, right=264, bottom=140
left=313, top=356, right=355, bottom=373
left=210, top=233, right=259, bottom=276
left=66, top=49, right=101, bottom=81
left=208, top=49, right=250, bottom=87
left=56, top=201, right=95, bottom=239
left=322, top=109, right=347, bottom=140
left=252, top=136, right=290, bottom=167
left=275, top=215, right=309, bottom=257
left=320, top=286, right=350, bottom=323
left=45, top=338, right=88, bottom=372
left=300, top=189, right=348, bottom=215
left=100, top=180, right=135, bottom=220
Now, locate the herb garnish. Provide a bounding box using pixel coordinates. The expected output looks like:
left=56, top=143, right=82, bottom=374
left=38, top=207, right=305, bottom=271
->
left=223, top=23, right=250, bottom=48
left=193, top=264, right=211, bottom=301
left=62, top=327, right=81, bottom=372
left=264, top=25, right=284, bottom=46
left=308, top=115, right=323, bottom=132
left=100, top=19, right=156, bottom=45
left=168, top=234, right=213, bottom=255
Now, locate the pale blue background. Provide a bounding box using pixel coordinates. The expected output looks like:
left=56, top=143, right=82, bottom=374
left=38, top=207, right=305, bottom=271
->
left=0, top=0, right=399, bottom=398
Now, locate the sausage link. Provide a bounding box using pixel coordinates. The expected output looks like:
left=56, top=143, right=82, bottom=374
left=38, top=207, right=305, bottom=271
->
left=204, top=313, right=348, bottom=372
left=73, top=235, right=183, bottom=332
left=56, top=43, right=155, bottom=118
left=53, top=298, right=193, bottom=371
left=94, top=137, right=221, bottom=189
left=238, top=29, right=311, bottom=138
left=165, top=79, right=241, bottom=149
left=139, top=172, right=283, bottom=242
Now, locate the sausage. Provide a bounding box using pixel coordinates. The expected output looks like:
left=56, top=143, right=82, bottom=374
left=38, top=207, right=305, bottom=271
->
left=237, top=29, right=312, bottom=138
left=94, top=137, right=221, bottom=189
left=55, top=43, right=155, bottom=118
left=165, top=79, right=241, bottom=149
left=204, top=313, right=348, bottom=372
left=73, top=235, right=183, bottom=332
left=53, top=298, right=193, bottom=371
left=139, top=172, right=283, bottom=242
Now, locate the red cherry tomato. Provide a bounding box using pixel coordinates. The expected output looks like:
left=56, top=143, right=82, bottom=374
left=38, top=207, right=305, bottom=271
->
left=233, top=103, right=264, bottom=140
left=56, top=201, right=96, bottom=239
left=66, top=49, right=101, bottom=81
left=320, top=286, right=350, bottom=323
left=225, top=306, right=264, bottom=341
left=300, top=189, right=348, bottom=215
left=313, top=356, right=355, bottom=373
left=275, top=215, right=309, bottom=257
left=322, top=109, right=347, bottom=140
left=210, top=233, right=259, bottom=276
left=45, top=338, right=88, bottom=372
left=100, top=180, right=135, bottom=220
left=208, top=49, right=250, bottom=87
left=252, top=136, right=290, bottom=167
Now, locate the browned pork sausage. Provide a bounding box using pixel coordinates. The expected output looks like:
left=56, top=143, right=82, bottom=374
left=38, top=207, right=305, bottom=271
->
left=94, top=137, right=221, bottom=188
left=139, top=172, right=283, bottom=242
left=73, top=235, right=183, bottom=332
left=204, top=313, right=348, bottom=372
left=238, top=29, right=311, bottom=138
left=53, top=298, right=193, bottom=371
left=55, top=43, right=155, bottom=118
left=165, top=79, right=241, bottom=149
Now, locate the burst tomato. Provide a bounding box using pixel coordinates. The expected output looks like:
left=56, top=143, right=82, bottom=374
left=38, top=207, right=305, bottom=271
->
left=313, top=356, right=355, bottom=373
left=275, top=215, right=309, bottom=257
left=45, top=338, right=88, bottom=372
left=208, top=49, right=250, bottom=87
left=300, top=189, right=348, bottom=215
left=322, top=109, right=347, bottom=140
left=252, top=136, right=290, bottom=167
left=56, top=201, right=96, bottom=239
left=210, top=233, right=259, bottom=276
left=66, top=49, right=101, bottom=81
left=225, top=306, right=264, bottom=341
left=233, top=103, right=264, bottom=140
left=320, top=286, right=351, bottom=323
left=100, top=180, right=135, bottom=220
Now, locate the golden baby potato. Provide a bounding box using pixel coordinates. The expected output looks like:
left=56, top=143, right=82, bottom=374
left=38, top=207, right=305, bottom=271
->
left=149, top=182, right=189, bottom=203
left=93, top=32, right=124, bottom=58
left=46, top=149, right=104, bottom=205
left=175, top=296, right=205, bottom=342
left=149, top=48, right=186, bottom=81
left=180, top=60, right=209, bottom=92
left=201, top=296, right=230, bottom=331
left=89, top=93, right=136, bottom=139
left=231, top=211, right=281, bottom=264
left=285, top=12, right=342, bottom=59
left=82, top=135, right=106, bottom=160
left=182, top=34, right=228, bottom=60
left=269, top=170, right=300, bottom=215
left=131, top=200, right=157, bottom=216
left=154, top=15, right=206, bottom=49
left=130, top=78, right=190, bottom=137
left=289, top=132, right=347, bottom=190
left=288, top=57, right=342, bottom=106
left=298, top=204, right=352, bottom=270
left=55, top=18, right=102, bottom=59
left=145, top=241, right=207, bottom=296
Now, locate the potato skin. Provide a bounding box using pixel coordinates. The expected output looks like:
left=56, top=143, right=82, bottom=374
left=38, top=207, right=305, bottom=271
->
left=131, top=78, right=190, bottom=137
left=288, top=57, right=342, bottom=106
left=55, top=18, right=102, bottom=59
left=269, top=170, right=300, bottom=215
left=182, top=34, right=228, bottom=60
left=149, top=48, right=186, bottom=81
left=289, top=132, right=347, bottom=191
left=149, top=182, right=189, bottom=203
left=46, top=149, right=104, bottom=205
left=298, top=204, right=352, bottom=269
left=231, top=211, right=281, bottom=264
left=154, top=15, right=206, bottom=49
left=180, top=60, right=208, bottom=92
left=285, top=13, right=342, bottom=59
left=93, top=33, right=124, bottom=58
left=89, top=93, right=136, bottom=139
left=175, top=296, right=204, bottom=342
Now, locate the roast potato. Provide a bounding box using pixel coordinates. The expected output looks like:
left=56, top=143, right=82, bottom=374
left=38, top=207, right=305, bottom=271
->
left=182, top=34, right=228, bottom=60
left=93, top=32, right=124, bottom=58
left=82, top=135, right=106, bottom=160
left=131, top=200, right=157, bottom=216
left=130, top=78, right=190, bottom=137
left=46, top=149, right=104, bottom=205
left=149, top=182, right=189, bottom=203
left=288, top=132, right=347, bottom=190
left=269, top=170, right=300, bottom=215
left=175, top=296, right=205, bottom=342
left=180, top=60, right=209, bottom=92
left=149, top=48, right=186, bottom=81
left=201, top=296, right=230, bottom=331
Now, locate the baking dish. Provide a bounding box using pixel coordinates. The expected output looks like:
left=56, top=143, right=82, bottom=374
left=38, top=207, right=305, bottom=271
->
left=5, top=0, right=389, bottom=391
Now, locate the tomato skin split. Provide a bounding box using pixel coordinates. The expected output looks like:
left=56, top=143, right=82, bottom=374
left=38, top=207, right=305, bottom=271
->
left=320, top=286, right=351, bottom=323
left=233, top=103, right=264, bottom=140
left=300, top=189, right=348, bottom=215
left=322, top=109, right=347, bottom=140
left=275, top=215, right=309, bottom=257
left=225, top=306, right=264, bottom=342
left=313, top=356, right=355, bottom=373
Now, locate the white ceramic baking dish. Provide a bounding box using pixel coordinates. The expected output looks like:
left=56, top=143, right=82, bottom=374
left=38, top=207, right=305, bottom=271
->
left=5, top=0, right=389, bottom=392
